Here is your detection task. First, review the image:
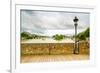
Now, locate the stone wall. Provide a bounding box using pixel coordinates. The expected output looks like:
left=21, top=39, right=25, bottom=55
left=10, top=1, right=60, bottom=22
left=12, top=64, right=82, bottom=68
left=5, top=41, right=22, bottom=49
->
left=21, top=42, right=89, bottom=55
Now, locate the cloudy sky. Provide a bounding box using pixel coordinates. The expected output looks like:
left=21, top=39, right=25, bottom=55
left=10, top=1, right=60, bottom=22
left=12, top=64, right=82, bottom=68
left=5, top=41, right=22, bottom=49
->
left=21, top=10, right=90, bottom=36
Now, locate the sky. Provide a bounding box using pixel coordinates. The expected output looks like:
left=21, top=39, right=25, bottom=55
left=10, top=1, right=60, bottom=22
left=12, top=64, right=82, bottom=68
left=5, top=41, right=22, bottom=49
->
left=21, top=10, right=90, bottom=36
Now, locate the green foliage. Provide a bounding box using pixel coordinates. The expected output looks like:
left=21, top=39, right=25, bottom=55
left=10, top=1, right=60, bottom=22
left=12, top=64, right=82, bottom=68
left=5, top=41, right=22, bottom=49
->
left=76, top=27, right=90, bottom=40
left=77, top=32, right=86, bottom=40
left=21, top=32, right=29, bottom=37
left=53, top=34, right=65, bottom=41
left=84, top=28, right=89, bottom=37
left=21, top=28, right=90, bottom=41
left=21, top=32, right=33, bottom=40
left=21, top=32, right=49, bottom=40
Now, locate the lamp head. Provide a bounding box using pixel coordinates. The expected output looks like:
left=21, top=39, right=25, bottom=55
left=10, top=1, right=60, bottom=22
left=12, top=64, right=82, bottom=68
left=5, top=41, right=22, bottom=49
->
left=73, top=16, right=79, bottom=22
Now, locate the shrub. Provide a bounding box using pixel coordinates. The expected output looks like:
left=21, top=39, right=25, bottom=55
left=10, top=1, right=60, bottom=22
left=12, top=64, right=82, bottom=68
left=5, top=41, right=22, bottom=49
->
left=21, top=32, right=33, bottom=40
left=53, top=34, right=65, bottom=41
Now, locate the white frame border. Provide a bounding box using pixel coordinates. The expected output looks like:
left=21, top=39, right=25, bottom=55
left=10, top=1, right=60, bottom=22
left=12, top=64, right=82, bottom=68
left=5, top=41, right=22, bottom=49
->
left=11, top=3, right=96, bottom=73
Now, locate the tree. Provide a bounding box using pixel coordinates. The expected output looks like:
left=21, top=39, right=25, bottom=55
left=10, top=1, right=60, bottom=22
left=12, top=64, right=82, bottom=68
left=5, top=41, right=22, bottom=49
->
left=76, top=27, right=90, bottom=40
left=21, top=32, right=33, bottom=40
left=52, top=34, right=65, bottom=41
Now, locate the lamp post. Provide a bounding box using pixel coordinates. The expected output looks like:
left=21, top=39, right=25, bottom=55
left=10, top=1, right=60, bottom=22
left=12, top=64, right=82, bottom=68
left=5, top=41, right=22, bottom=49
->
left=73, top=16, right=79, bottom=54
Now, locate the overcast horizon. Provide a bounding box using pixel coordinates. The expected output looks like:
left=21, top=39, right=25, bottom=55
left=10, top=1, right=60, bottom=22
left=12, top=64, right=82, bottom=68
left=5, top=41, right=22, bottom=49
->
left=21, top=10, right=90, bottom=36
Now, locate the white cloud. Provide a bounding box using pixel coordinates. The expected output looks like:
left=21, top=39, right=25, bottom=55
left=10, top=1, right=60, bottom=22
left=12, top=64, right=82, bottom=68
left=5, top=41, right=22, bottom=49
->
left=21, top=10, right=89, bottom=36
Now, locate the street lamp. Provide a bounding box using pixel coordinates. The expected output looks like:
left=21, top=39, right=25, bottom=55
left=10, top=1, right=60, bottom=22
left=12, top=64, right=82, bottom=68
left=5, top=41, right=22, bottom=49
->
left=73, top=16, right=79, bottom=54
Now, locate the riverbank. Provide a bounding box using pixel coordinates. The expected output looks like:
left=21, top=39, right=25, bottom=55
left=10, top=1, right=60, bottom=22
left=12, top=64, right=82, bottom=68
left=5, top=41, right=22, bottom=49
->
left=21, top=38, right=74, bottom=43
